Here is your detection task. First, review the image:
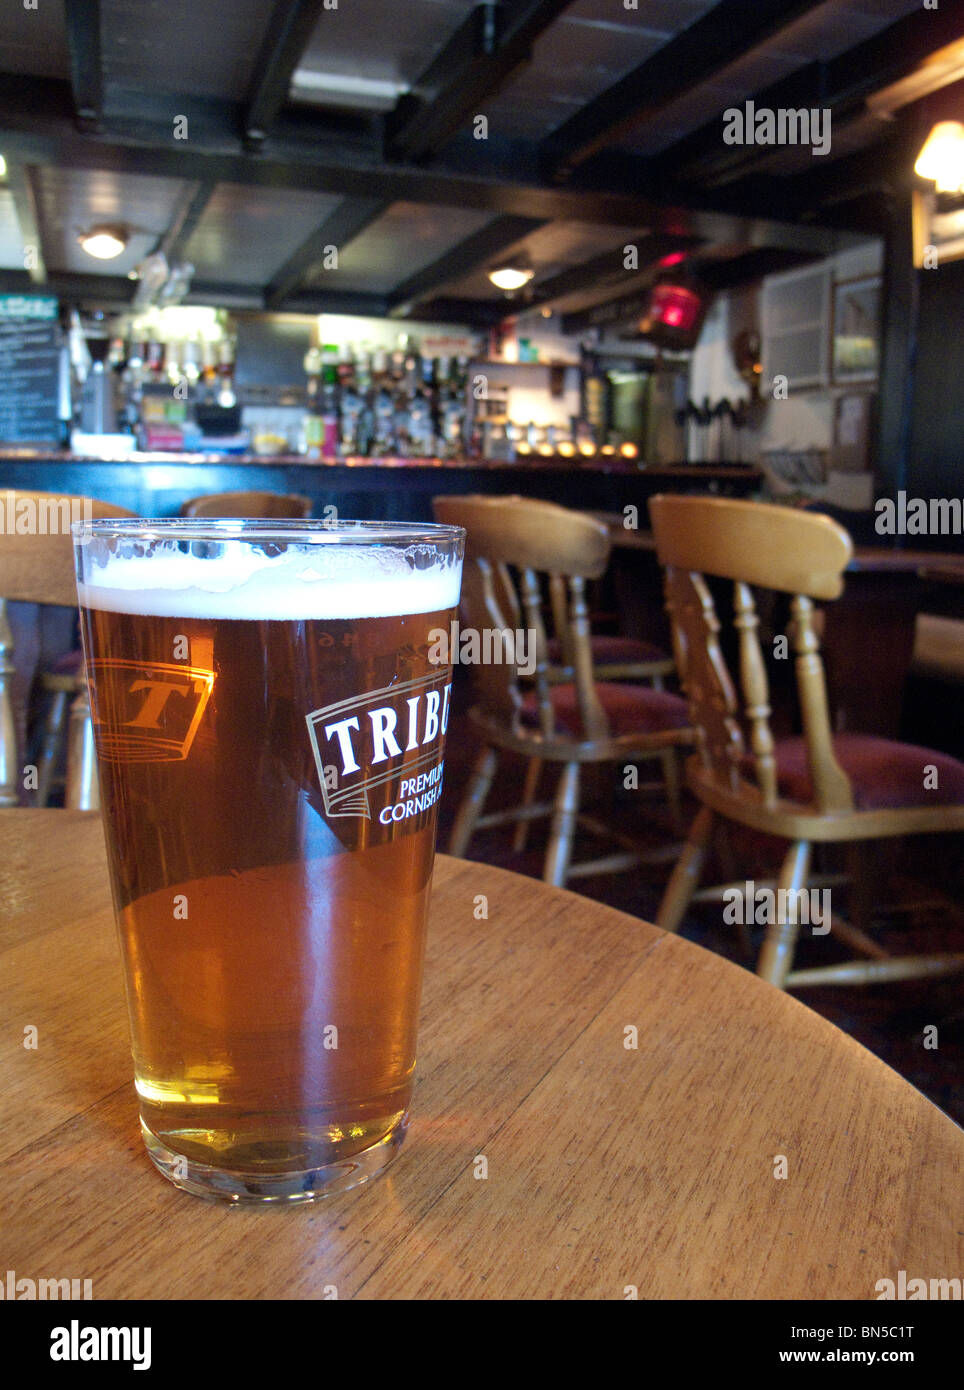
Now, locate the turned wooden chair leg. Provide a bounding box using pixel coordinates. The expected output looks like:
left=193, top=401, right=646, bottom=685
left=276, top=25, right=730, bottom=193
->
left=36, top=688, right=69, bottom=807
left=64, top=672, right=100, bottom=812
left=658, top=746, right=683, bottom=833
left=448, top=746, right=498, bottom=857
left=656, top=805, right=714, bottom=932
left=544, top=761, right=579, bottom=888
left=756, top=840, right=812, bottom=989
left=845, top=842, right=875, bottom=937
left=513, top=756, right=543, bottom=852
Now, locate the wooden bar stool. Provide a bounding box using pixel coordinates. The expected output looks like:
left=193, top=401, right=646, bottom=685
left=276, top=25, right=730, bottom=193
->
left=0, top=493, right=136, bottom=810
left=433, top=494, right=693, bottom=887
left=180, top=490, right=312, bottom=518
left=650, top=493, right=964, bottom=989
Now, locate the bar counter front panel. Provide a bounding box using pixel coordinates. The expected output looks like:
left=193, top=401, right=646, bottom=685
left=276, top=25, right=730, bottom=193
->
left=0, top=450, right=762, bottom=521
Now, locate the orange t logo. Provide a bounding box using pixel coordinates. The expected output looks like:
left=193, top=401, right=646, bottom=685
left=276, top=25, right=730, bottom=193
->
left=124, top=679, right=192, bottom=729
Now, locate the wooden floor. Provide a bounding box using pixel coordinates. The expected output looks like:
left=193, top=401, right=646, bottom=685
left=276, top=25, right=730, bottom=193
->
left=439, top=668, right=964, bottom=1128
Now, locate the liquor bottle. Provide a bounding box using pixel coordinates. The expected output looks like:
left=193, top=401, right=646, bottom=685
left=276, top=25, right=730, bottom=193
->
left=373, top=383, right=395, bottom=455
left=320, top=343, right=340, bottom=457
left=356, top=343, right=373, bottom=396
left=303, top=347, right=323, bottom=459
left=391, top=334, right=409, bottom=388
left=337, top=343, right=356, bottom=392
left=393, top=382, right=411, bottom=457
left=216, top=336, right=236, bottom=409
left=407, top=384, right=433, bottom=457
left=201, top=338, right=218, bottom=387
left=339, top=377, right=362, bottom=456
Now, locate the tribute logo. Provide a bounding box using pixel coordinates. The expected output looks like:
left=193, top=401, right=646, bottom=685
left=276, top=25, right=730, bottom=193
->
left=87, top=659, right=216, bottom=762
left=306, top=671, right=452, bottom=822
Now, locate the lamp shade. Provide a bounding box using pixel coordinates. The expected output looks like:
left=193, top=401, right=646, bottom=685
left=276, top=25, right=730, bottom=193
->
left=914, top=121, right=964, bottom=194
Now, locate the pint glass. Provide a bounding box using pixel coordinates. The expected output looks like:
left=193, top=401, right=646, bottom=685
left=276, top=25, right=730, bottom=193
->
left=74, top=519, right=463, bottom=1203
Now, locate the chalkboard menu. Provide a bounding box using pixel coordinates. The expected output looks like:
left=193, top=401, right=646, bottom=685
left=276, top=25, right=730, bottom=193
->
left=0, top=295, right=60, bottom=444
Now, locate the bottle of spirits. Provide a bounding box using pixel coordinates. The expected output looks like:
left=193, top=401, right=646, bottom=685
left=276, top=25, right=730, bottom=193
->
left=339, top=376, right=362, bottom=456
left=320, top=343, right=340, bottom=458
left=407, top=385, right=433, bottom=457
left=373, top=383, right=396, bottom=455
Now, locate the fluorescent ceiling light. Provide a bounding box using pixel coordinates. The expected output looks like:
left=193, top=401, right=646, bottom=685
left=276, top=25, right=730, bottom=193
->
left=79, top=225, right=129, bottom=259
left=290, top=69, right=408, bottom=110
left=0, top=155, right=6, bottom=179
left=488, top=265, right=535, bottom=291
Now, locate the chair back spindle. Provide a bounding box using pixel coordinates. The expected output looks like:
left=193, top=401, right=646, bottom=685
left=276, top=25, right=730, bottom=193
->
left=662, top=567, right=744, bottom=791
left=652, top=494, right=855, bottom=814
left=432, top=494, right=613, bottom=743
left=0, top=492, right=135, bottom=809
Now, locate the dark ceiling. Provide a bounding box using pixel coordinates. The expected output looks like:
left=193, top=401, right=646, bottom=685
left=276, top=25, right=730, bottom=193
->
left=0, top=0, right=960, bottom=330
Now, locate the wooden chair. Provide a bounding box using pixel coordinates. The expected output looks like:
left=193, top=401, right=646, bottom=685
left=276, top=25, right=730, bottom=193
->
left=180, top=490, right=312, bottom=518
left=477, top=497, right=680, bottom=846
left=0, top=492, right=136, bottom=811
left=650, top=493, right=964, bottom=989
left=432, top=494, right=693, bottom=887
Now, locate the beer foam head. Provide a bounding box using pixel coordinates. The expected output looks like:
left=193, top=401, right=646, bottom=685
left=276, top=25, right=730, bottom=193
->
left=77, top=531, right=462, bottom=619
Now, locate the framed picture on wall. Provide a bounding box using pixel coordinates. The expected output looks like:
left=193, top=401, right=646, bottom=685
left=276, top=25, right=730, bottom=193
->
left=912, top=187, right=964, bottom=267
left=831, top=276, right=880, bottom=383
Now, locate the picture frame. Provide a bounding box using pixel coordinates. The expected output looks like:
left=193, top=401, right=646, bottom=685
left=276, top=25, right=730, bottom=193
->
left=831, top=275, right=880, bottom=383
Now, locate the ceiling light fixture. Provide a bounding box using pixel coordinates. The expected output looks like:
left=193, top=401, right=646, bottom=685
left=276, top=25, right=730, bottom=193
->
left=79, top=225, right=129, bottom=259
left=914, top=121, right=964, bottom=195
left=488, top=264, right=534, bottom=292
left=0, top=155, right=7, bottom=179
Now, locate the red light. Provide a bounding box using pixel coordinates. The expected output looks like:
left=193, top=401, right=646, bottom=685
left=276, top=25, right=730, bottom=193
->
left=659, top=252, right=686, bottom=268
left=649, top=283, right=702, bottom=333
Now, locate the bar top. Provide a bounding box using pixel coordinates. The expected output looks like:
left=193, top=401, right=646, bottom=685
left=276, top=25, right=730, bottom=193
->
left=0, top=446, right=762, bottom=478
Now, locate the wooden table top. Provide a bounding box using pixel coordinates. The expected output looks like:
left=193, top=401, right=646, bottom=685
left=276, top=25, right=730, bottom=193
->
left=2, top=810, right=962, bottom=1300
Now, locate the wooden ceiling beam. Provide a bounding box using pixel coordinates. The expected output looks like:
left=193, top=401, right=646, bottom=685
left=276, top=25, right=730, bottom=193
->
left=541, top=0, right=827, bottom=180
left=656, top=2, right=964, bottom=192
left=5, top=162, right=47, bottom=284
left=244, top=0, right=329, bottom=145
left=153, top=180, right=217, bottom=265
left=0, top=76, right=847, bottom=251
left=386, top=0, right=575, bottom=162
left=523, top=233, right=703, bottom=313
left=63, top=0, right=103, bottom=131
left=387, top=214, right=546, bottom=312
left=265, top=197, right=390, bottom=308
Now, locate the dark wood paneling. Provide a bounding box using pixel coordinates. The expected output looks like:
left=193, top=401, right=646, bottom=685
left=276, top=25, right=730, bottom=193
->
left=907, top=255, right=964, bottom=506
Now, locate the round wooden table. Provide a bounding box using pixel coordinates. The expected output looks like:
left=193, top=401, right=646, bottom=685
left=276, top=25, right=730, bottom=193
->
left=1, top=810, right=961, bottom=1300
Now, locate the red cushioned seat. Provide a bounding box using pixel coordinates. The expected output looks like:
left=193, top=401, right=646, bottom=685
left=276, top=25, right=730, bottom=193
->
left=753, top=734, right=964, bottom=811
left=546, top=635, right=669, bottom=666
left=522, top=681, right=689, bottom=738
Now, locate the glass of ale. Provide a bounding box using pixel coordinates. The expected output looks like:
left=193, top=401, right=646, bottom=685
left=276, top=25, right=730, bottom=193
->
left=73, top=519, right=463, bottom=1203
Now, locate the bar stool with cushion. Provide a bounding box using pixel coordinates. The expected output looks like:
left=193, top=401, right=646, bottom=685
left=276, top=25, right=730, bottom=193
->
left=0, top=493, right=136, bottom=810
left=651, top=493, right=964, bottom=989
left=433, top=494, right=693, bottom=887
left=180, top=490, right=312, bottom=518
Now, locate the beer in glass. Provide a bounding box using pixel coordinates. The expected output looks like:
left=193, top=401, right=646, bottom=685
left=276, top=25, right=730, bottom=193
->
left=74, top=519, right=463, bottom=1202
